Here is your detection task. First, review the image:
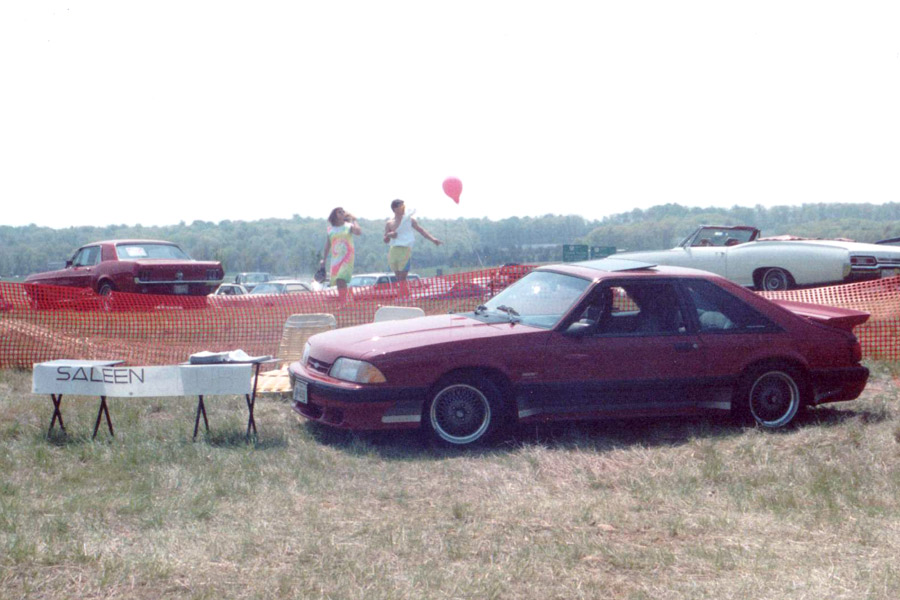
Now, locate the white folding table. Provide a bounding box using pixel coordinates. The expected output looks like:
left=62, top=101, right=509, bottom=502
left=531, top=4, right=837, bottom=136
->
left=33, top=359, right=276, bottom=440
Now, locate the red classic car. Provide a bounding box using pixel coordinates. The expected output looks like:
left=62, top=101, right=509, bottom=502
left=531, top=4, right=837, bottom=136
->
left=290, top=258, right=870, bottom=447
left=25, top=240, right=224, bottom=304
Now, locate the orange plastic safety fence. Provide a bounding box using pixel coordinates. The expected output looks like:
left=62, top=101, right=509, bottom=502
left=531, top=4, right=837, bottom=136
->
left=759, top=275, right=900, bottom=361
left=0, top=266, right=533, bottom=368
left=2, top=268, right=898, bottom=368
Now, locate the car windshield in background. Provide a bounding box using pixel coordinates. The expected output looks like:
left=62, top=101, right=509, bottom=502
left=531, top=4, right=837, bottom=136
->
left=687, top=228, right=756, bottom=247
left=349, top=276, right=378, bottom=287
left=476, top=270, right=590, bottom=328
left=249, top=283, right=283, bottom=294
left=115, top=243, right=191, bottom=260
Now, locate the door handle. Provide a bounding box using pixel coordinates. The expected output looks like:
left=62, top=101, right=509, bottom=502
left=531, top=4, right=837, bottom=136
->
left=673, top=342, right=699, bottom=352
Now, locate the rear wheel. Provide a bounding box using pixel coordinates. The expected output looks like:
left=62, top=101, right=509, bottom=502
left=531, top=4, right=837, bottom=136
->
left=425, top=375, right=503, bottom=447
left=98, top=281, right=116, bottom=311
left=759, top=268, right=792, bottom=291
left=734, top=365, right=805, bottom=428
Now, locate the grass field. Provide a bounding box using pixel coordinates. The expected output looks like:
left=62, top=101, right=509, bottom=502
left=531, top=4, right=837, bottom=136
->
left=2, top=364, right=900, bottom=599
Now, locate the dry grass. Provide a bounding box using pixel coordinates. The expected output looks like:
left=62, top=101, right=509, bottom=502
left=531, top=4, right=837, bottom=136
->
left=2, top=363, right=900, bottom=599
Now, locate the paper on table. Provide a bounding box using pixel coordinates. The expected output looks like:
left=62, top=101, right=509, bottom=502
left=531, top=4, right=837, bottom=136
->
left=189, top=350, right=272, bottom=364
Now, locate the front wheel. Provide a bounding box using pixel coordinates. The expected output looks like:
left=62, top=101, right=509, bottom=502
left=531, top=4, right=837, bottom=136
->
left=734, top=366, right=805, bottom=428
left=425, top=375, right=503, bottom=447
left=759, top=268, right=792, bottom=291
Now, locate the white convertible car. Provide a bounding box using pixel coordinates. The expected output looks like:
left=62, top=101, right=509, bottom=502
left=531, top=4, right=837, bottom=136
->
left=616, top=225, right=900, bottom=291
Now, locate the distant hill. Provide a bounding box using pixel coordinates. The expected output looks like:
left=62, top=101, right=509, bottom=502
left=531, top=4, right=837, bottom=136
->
left=3, top=203, right=899, bottom=278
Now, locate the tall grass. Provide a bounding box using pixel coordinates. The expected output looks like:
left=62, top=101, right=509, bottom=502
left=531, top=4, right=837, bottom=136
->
left=1, top=364, right=899, bottom=599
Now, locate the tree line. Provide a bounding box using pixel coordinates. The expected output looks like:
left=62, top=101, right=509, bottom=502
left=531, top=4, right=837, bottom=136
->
left=2, top=202, right=900, bottom=279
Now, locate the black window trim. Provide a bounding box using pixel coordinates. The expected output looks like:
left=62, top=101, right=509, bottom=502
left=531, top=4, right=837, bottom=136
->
left=560, top=277, right=695, bottom=338
left=677, top=278, right=783, bottom=335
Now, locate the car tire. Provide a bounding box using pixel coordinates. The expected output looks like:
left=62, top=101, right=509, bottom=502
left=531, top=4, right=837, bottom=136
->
left=98, top=281, right=116, bottom=311
left=28, top=290, right=46, bottom=311
left=425, top=375, right=504, bottom=447
left=734, top=365, right=806, bottom=429
left=759, top=268, right=792, bottom=291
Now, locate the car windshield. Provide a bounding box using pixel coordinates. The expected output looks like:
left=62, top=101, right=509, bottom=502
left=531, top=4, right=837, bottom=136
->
left=242, top=273, right=268, bottom=283
left=475, top=270, right=591, bottom=329
left=249, top=283, right=284, bottom=294
left=116, top=243, right=191, bottom=260
left=349, top=276, right=377, bottom=287
left=686, top=228, right=756, bottom=248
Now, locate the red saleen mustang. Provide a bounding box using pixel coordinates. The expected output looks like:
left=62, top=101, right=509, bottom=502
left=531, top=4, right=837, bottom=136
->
left=25, top=239, right=224, bottom=301
left=290, top=259, right=869, bottom=447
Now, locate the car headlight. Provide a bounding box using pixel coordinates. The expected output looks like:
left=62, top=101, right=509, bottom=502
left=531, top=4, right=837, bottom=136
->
left=301, top=342, right=311, bottom=366
left=329, top=358, right=386, bottom=384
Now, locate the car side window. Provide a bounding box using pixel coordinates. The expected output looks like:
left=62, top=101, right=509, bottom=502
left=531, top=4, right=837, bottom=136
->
left=683, top=279, right=777, bottom=333
left=73, top=247, right=100, bottom=267
left=588, top=283, right=687, bottom=336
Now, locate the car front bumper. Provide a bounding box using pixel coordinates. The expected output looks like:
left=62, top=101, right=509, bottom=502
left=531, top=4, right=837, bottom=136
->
left=809, top=365, right=869, bottom=404
left=290, top=364, right=428, bottom=430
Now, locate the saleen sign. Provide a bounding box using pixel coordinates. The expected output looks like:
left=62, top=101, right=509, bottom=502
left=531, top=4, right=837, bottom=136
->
left=53, top=365, right=146, bottom=385
left=33, top=362, right=252, bottom=397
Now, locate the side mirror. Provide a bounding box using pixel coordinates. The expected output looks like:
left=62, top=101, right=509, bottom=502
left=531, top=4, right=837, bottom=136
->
left=563, top=319, right=596, bottom=338
left=65, top=260, right=73, bottom=268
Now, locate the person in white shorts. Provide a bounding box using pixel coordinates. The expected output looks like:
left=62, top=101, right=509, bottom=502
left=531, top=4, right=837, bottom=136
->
left=383, top=199, right=442, bottom=296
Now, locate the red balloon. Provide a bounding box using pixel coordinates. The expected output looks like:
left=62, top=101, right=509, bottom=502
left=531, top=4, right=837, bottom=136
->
left=442, top=177, right=462, bottom=204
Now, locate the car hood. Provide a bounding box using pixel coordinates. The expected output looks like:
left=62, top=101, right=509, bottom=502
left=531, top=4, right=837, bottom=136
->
left=24, top=270, right=69, bottom=283
left=777, top=240, right=900, bottom=255
left=308, top=313, right=538, bottom=363
left=618, top=240, right=900, bottom=259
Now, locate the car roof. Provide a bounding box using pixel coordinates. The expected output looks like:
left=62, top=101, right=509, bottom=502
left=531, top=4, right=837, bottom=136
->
left=86, top=239, right=181, bottom=246
left=265, top=279, right=309, bottom=284
left=696, top=225, right=758, bottom=232
left=537, top=258, right=722, bottom=281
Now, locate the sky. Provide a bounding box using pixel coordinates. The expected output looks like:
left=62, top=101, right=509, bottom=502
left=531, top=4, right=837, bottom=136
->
left=2, top=1, right=899, bottom=229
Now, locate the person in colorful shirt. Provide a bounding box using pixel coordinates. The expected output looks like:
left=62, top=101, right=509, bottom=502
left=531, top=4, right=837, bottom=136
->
left=383, top=199, right=442, bottom=297
left=321, top=207, right=361, bottom=302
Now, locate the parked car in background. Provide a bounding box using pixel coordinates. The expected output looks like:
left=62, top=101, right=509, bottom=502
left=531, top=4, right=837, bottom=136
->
left=490, top=263, right=530, bottom=292
left=290, top=258, right=869, bottom=447
left=347, top=272, right=423, bottom=301
left=876, top=236, right=900, bottom=246
left=234, top=272, right=271, bottom=291
left=24, top=240, right=224, bottom=301
left=348, top=272, right=422, bottom=288
left=616, top=225, right=900, bottom=291
left=214, top=283, right=249, bottom=296
left=412, top=279, right=491, bottom=303
left=248, top=280, right=315, bottom=295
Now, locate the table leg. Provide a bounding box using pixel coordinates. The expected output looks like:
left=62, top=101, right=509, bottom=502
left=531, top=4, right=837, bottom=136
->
left=193, top=395, right=209, bottom=440
left=245, top=393, right=257, bottom=438
left=245, top=362, right=262, bottom=439
left=92, top=396, right=114, bottom=439
left=48, top=394, right=66, bottom=436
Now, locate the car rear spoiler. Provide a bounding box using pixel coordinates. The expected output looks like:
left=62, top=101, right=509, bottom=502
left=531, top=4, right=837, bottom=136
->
left=771, top=300, right=869, bottom=332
